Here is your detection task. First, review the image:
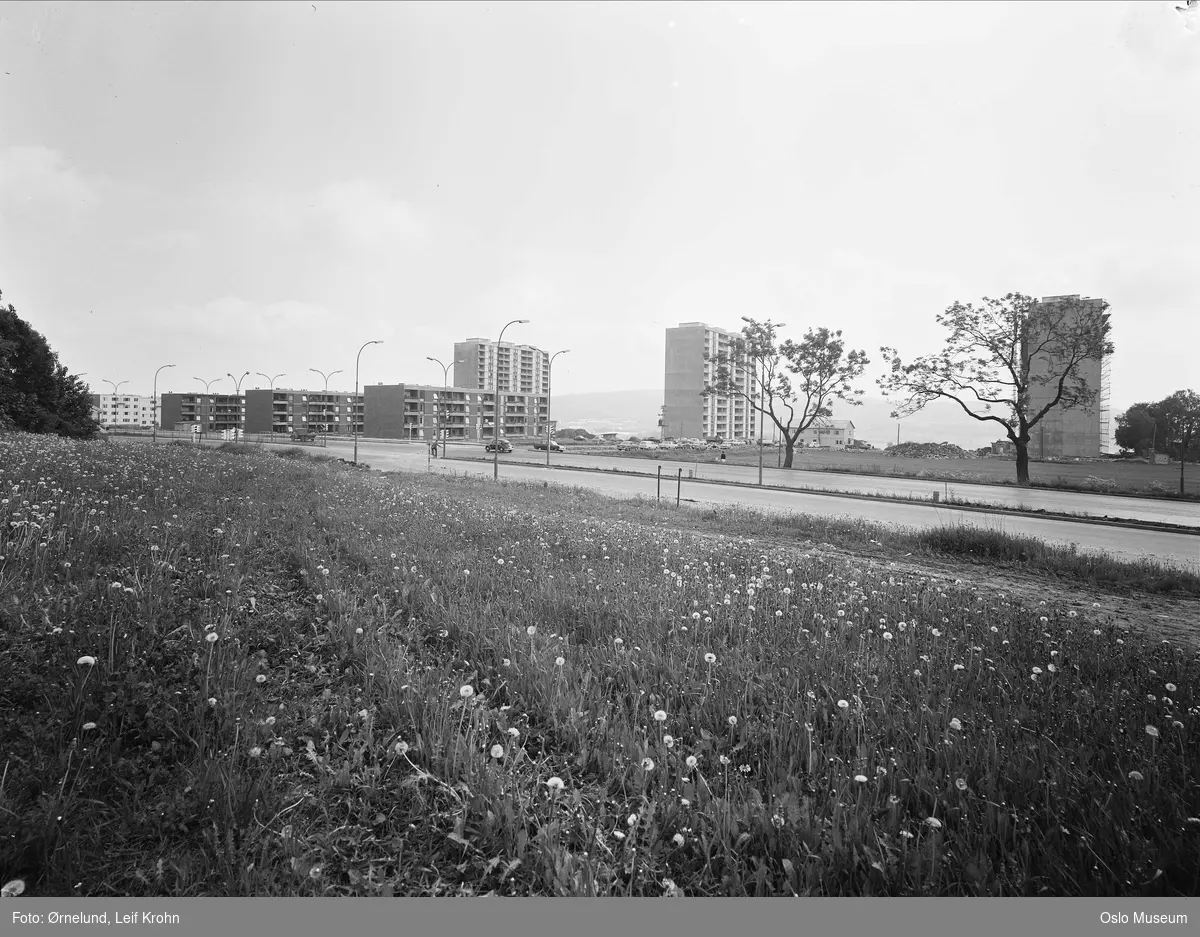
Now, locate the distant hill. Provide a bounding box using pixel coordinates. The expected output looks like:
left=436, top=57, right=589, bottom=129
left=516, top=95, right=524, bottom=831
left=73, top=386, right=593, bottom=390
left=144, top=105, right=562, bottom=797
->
left=551, top=389, right=1108, bottom=450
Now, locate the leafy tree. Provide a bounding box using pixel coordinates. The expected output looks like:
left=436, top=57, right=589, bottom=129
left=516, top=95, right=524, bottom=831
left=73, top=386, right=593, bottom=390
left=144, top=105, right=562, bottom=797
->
left=878, top=293, right=1112, bottom=486
left=704, top=318, right=869, bottom=469
left=1114, top=404, right=1160, bottom=454
left=0, top=290, right=99, bottom=439
left=1158, top=389, right=1200, bottom=494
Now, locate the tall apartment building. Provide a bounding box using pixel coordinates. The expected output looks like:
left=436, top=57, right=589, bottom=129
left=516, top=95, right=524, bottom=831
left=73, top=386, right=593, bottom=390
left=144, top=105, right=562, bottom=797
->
left=159, top=393, right=246, bottom=433
left=90, top=394, right=157, bottom=428
left=1024, top=295, right=1111, bottom=460
left=453, top=339, right=550, bottom=396
left=663, top=322, right=755, bottom=441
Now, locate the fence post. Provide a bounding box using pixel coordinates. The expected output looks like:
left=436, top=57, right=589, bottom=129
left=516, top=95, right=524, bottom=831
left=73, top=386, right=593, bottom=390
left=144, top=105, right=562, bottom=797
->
left=657, top=466, right=662, bottom=504
left=676, top=467, right=682, bottom=507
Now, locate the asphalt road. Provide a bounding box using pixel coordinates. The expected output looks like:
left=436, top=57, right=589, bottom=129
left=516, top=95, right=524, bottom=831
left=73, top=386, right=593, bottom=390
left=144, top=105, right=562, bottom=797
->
left=329, top=439, right=1199, bottom=572
left=449, top=446, right=1200, bottom=529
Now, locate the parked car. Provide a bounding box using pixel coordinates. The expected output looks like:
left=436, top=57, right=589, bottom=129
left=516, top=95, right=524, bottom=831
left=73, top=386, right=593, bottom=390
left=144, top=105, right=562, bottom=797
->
left=533, top=440, right=563, bottom=451
left=485, top=440, right=513, bottom=453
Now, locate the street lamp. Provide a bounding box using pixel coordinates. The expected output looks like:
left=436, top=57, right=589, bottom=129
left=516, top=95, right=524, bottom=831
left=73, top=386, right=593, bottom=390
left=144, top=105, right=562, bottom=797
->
left=493, top=319, right=529, bottom=481
left=353, top=340, right=383, bottom=464
left=227, top=371, right=250, bottom=436
left=194, top=377, right=221, bottom=394
left=257, top=372, right=285, bottom=390
left=426, top=356, right=465, bottom=457
left=102, top=379, right=129, bottom=396
left=546, top=349, right=570, bottom=467
left=309, top=368, right=343, bottom=392
left=152, top=364, right=176, bottom=445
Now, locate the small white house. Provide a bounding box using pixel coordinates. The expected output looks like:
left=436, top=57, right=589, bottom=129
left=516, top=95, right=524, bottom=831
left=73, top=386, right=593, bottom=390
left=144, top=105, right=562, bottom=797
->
left=795, top=420, right=855, bottom=448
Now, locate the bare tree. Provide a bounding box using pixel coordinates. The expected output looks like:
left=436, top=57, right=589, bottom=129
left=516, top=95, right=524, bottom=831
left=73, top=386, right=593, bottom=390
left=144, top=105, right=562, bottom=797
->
left=705, top=317, right=869, bottom=469
left=878, top=293, right=1113, bottom=486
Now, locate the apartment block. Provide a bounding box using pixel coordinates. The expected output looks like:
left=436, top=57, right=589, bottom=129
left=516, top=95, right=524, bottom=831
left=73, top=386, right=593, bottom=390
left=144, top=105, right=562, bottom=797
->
left=1024, top=295, right=1111, bottom=460
left=159, top=393, right=246, bottom=433
left=90, top=394, right=157, bottom=428
left=231, top=383, right=549, bottom=441
left=663, top=322, right=755, bottom=441
left=794, top=419, right=856, bottom=448
left=243, top=388, right=363, bottom=436
left=453, top=339, right=550, bottom=397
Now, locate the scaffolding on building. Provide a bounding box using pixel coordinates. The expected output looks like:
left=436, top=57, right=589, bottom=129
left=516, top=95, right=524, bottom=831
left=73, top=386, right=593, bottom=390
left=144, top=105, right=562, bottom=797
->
left=1098, top=352, right=1112, bottom=455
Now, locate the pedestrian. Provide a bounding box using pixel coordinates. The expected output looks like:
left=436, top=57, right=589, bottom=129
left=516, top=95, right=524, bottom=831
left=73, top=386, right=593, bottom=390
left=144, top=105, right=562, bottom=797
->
left=430, top=441, right=438, bottom=457
left=719, top=451, right=726, bottom=462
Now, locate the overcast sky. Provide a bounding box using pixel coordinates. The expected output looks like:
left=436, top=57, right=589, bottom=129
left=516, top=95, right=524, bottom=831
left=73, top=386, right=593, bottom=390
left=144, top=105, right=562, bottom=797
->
left=1, top=1, right=1196, bottom=418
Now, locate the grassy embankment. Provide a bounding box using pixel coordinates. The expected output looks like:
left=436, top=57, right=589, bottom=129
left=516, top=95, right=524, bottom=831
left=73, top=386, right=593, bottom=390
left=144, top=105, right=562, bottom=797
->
left=1, top=433, right=1197, bottom=897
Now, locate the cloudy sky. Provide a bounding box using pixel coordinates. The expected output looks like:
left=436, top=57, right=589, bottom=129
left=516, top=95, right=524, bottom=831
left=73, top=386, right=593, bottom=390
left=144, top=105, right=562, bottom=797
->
left=1, top=1, right=1196, bottom=429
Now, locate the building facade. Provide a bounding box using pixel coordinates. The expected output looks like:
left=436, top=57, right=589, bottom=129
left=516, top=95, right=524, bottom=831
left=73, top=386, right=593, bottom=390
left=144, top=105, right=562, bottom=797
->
left=1024, top=295, right=1111, bottom=460
left=159, top=393, right=246, bottom=434
left=90, top=394, right=156, bottom=428
left=231, top=383, right=548, bottom=441
left=243, top=389, right=363, bottom=436
left=663, top=322, right=755, bottom=442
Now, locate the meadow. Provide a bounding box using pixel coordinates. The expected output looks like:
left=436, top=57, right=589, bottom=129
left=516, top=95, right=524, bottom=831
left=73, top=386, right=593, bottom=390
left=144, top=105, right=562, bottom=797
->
left=1, top=432, right=1197, bottom=898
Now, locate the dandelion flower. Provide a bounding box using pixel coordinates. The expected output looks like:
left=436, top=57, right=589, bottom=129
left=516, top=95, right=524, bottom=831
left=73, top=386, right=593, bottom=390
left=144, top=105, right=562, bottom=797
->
left=837, top=700, right=849, bottom=711
left=642, top=757, right=655, bottom=771
left=256, top=674, right=267, bottom=684
left=949, top=718, right=962, bottom=731
left=627, top=813, right=638, bottom=827
left=1128, top=770, right=1144, bottom=782
left=527, top=626, right=537, bottom=636
left=854, top=774, right=868, bottom=783
left=686, top=755, right=698, bottom=770
left=672, top=833, right=685, bottom=846
left=1145, top=725, right=1159, bottom=739
left=208, top=697, right=217, bottom=707
left=882, top=632, right=893, bottom=641
left=719, top=755, right=730, bottom=766
left=653, top=710, right=667, bottom=723
left=1, top=879, right=25, bottom=897
left=925, top=817, right=942, bottom=829
left=77, top=655, right=96, bottom=667
left=1166, top=683, right=1177, bottom=693
left=546, top=776, right=564, bottom=791
left=81, top=722, right=97, bottom=731
left=663, top=734, right=675, bottom=748
left=956, top=778, right=967, bottom=791
left=205, top=632, right=219, bottom=644
left=491, top=744, right=504, bottom=759
left=728, top=715, right=738, bottom=727
left=704, top=653, right=717, bottom=665
left=394, top=741, right=409, bottom=755
left=460, top=685, right=474, bottom=699
left=613, top=830, right=625, bottom=840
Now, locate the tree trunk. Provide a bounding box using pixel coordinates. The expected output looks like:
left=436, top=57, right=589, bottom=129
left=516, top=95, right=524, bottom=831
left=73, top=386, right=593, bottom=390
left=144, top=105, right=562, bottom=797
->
left=1015, top=441, right=1031, bottom=487
left=1182, top=444, right=1189, bottom=497
left=783, top=443, right=795, bottom=469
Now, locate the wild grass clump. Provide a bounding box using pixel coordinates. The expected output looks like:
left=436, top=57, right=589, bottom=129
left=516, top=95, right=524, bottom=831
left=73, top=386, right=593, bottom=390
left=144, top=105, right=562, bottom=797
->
left=0, top=432, right=1197, bottom=897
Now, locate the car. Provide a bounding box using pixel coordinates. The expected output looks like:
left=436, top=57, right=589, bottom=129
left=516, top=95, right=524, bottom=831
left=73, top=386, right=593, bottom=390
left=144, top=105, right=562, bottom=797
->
left=533, top=440, right=563, bottom=451
left=485, top=440, right=513, bottom=453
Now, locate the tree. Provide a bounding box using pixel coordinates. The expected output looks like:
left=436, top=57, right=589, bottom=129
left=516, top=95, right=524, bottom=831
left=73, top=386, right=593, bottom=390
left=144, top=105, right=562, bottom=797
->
left=1158, top=389, right=1200, bottom=495
left=1114, top=404, right=1160, bottom=454
left=878, top=293, right=1112, bottom=486
left=704, top=318, right=869, bottom=469
left=0, top=290, right=99, bottom=439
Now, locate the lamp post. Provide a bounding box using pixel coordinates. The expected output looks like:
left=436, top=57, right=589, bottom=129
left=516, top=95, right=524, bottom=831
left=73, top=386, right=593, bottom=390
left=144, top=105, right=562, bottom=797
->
left=194, top=377, right=221, bottom=394
left=756, top=357, right=764, bottom=487
left=546, top=349, right=570, bottom=467
left=309, top=368, right=343, bottom=392
left=152, top=364, right=175, bottom=444
left=227, top=371, right=250, bottom=436
left=493, top=319, right=529, bottom=481
left=256, top=372, right=285, bottom=390
left=102, top=379, right=129, bottom=396
left=353, top=341, right=383, bottom=464
left=426, top=356, right=459, bottom=458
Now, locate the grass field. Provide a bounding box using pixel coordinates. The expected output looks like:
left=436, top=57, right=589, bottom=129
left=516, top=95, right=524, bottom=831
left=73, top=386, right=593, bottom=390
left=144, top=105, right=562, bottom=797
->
left=1, top=432, right=1198, bottom=897
left=583, top=445, right=1200, bottom=499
